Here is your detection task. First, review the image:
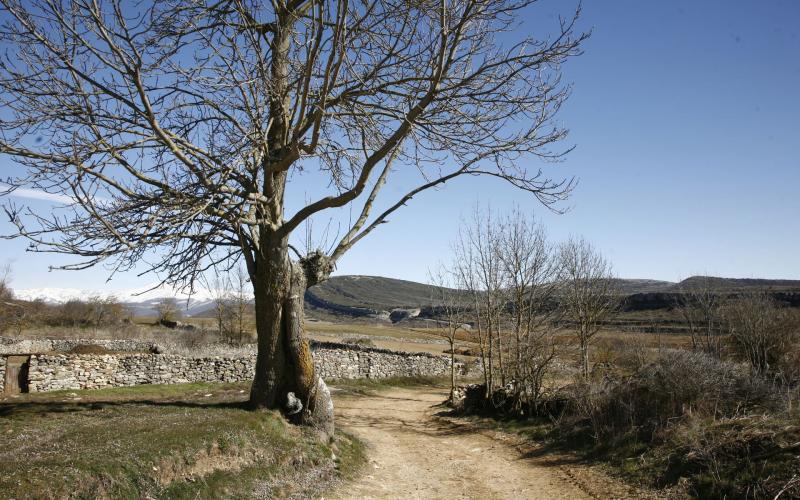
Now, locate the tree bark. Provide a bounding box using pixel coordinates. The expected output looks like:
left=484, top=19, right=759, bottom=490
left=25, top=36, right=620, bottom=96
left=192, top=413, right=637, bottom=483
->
left=248, top=240, right=335, bottom=441
left=449, top=337, right=456, bottom=402
left=580, top=336, right=590, bottom=380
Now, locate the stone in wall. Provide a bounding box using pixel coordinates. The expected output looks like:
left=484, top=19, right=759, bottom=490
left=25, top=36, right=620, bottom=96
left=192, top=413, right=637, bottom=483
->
left=0, top=355, right=5, bottom=393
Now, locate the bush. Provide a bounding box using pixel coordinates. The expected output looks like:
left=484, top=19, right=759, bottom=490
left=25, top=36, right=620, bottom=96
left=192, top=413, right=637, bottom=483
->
left=724, top=292, right=800, bottom=377
left=546, top=350, right=797, bottom=498
left=556, top=350, right=781, bottom=442
left=342, top=337, right=376, bottom=347
left=155, top=297, right=182, bottom=323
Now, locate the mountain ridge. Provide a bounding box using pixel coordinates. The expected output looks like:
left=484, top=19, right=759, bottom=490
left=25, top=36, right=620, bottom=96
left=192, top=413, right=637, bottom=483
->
left=12, top=274, right=800, bottom=318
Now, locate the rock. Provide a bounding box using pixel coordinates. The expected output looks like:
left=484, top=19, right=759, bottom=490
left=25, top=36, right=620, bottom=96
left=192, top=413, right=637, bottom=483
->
left=389, top=308, right=421, bottom=323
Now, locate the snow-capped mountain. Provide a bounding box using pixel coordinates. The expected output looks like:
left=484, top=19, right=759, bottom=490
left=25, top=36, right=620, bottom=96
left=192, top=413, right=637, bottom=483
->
left=12, top=284, right=220, bottom=317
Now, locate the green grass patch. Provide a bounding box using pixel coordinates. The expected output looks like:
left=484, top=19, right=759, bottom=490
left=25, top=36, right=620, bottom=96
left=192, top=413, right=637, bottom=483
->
left=0, top=382, right=366, bottom=499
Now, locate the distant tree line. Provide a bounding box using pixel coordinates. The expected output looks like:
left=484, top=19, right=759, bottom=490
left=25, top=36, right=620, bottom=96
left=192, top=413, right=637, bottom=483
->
left=0, top=292, right=132, bottom=336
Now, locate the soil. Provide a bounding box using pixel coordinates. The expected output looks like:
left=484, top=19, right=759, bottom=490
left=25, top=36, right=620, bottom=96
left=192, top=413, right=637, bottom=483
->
left=329, top=386, right=653, bottom=500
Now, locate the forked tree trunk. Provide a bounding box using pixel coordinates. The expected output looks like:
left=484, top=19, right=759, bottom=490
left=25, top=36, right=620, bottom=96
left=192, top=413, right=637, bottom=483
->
left=248, top=241, right=334, bottom=442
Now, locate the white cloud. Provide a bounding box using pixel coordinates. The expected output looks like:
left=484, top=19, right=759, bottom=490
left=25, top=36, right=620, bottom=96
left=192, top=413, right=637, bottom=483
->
left=2, top=186, right=75, bottom=204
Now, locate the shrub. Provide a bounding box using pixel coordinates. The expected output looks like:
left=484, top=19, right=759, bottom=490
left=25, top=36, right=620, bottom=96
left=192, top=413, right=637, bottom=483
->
left=556, top=350, right=781, bottom=442
left=342, top=337, right=376, bottom=347
left=155, top=297, right=182, bottom=323
left=724, top=292, right=800, bottom=377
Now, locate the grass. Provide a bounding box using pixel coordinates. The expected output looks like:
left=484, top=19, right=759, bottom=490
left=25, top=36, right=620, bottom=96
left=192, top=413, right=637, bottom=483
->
left=0, top=382, right=366, bottom=499
left=306, top=320, right=443, bottom=341
left=329, top=375, right=451, bottom=396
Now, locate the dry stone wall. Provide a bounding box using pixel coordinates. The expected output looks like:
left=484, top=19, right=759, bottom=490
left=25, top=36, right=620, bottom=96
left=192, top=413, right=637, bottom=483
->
left=15, top=340, right=457, bottom=393
left=0, top=337, right=155, bottom=355
left=27, top=354, right=253, bottom=391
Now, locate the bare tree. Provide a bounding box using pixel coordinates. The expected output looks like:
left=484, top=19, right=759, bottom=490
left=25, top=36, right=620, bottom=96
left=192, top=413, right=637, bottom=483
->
left=212, top=265, right=252, bottom=343
left=155, top=297, right=182, bottom=324
left=677, top=276, right=726, bottom=356
left=230, top=265, right=252, bottom=343
left=558, top=236, right=617, bottom=379
left=211, top=271, right=234, bottom=338
left=454, top=205, right=507, bottom=396
left=86, top=295, right=127, bottom=332
left=0, top=263, right=22, bottom=334
left=497, top=209, right=561, bottom=410
left=724, top=291, right=799, bottom=376
left=0, top=263, right=11, bottom=302
left=428, top=265, right=465, bottom=402
left=0, top=0, right=586, bottom=437
left=453, top=227, right=490, bottom=393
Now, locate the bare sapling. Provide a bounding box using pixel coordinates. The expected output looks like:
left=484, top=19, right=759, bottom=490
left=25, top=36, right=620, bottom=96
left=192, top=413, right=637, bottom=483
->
left=558, top=237, right=618, bottom=380
left=454, top=205, right=507, bottom=397
left=155, top=297, right=182, bottom=325
left=677, top=276, right=726, bottom=357
left=724, top=290, right=799, bottom=376
left=497, top=209, right=562, bottom=411
left=428, top=266, right=466, bottom=402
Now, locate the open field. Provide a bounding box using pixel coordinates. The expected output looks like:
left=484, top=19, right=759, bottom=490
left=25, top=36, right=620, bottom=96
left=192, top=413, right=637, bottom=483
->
left=0, top=382, right=365, bottom=499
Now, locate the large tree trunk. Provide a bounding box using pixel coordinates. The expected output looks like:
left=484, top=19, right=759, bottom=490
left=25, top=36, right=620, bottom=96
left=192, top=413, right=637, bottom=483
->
left=248, top=240, right=334, bottom=442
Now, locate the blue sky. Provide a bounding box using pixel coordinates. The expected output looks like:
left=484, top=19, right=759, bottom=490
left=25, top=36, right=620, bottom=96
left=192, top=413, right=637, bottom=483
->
left=1, top=0, right=799, bottom=289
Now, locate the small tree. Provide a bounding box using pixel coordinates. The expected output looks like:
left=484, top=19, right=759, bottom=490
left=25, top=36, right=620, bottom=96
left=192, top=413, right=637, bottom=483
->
left=558, top=237, right=618, bottom=379
left=724, top=291, right=799, bottom=376
left=0, top=263, right=12, bottom=302
left=212, top=266, right=252, bottom=344
left=0, top=263, right=25, bottom=335
left=155, top=297, right=182, bottom=324
left=86, top=295, right=127, bottom=331
left=677, top=276, right=726, bottom=356
left=230, top=266, right=252, bottom=343
left=59, top=299, right=91, bottom=327
left=211, top=271, right=233, bottom=337
left=453, top=205, right=506, bottom=397
left=428, top=266, right=465, bottom=402
left=497, top=210, right=561, bottom=410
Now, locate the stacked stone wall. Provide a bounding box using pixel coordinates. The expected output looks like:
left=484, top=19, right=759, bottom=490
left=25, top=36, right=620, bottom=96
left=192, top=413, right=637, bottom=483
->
left=26, top=354, right=254, bottom=392
left=10, top=340, right=459, bottom=392
left=0, top=337, right=155, bottom=355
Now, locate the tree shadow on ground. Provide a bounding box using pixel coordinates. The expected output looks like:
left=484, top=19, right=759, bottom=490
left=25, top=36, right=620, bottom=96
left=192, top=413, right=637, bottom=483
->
left=430, top=407, right=598, bottom=468
left=0, top=397, right=251, bottom=418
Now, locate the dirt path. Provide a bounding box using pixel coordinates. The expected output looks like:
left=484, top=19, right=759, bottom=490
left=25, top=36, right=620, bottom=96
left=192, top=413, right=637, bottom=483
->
left=329, top=386, right=649, bottom=500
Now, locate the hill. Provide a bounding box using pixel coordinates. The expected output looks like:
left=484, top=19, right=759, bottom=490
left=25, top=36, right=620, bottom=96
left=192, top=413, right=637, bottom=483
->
left=672, top=276, right=800, bottom=292
left=611, top=279, right=674, bottom=294
left=306, top=275, right=446, bottom=311
left=14, top=274, right=800, bottom=321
